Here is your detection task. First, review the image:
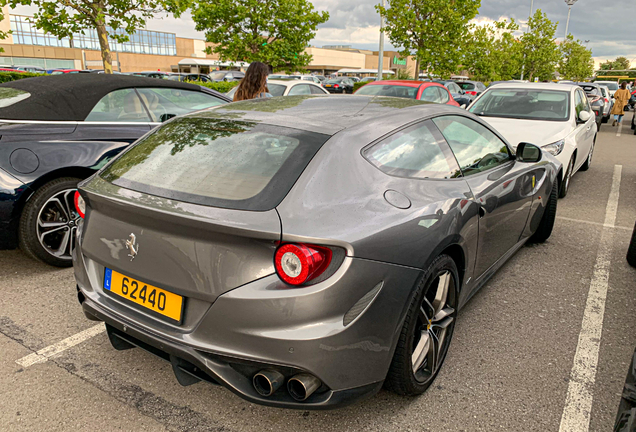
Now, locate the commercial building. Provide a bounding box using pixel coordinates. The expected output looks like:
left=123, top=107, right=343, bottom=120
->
left=0, top=7, right=418, bottom=77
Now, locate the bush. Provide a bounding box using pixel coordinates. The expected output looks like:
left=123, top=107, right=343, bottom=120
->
left=353, top=82, right=367, bottom=93
left=191, top=80, right=239, bottom=93
left=0, top=72, right=45, bottom=83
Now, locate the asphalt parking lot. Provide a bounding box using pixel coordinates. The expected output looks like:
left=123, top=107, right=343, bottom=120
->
left=1, top=118, right=635, bottom=432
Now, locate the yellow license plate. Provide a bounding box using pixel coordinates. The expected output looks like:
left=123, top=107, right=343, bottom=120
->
left=103, top=268, right=183, bottom=323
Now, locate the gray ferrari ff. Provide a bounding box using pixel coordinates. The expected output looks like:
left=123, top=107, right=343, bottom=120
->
left=73, top=95, right=560, bottom=409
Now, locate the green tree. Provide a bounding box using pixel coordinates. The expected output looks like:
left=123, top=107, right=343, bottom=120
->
left=1, top=0, right=190, bottom=73
left=558, top=34, right=593, bottom=81
left=464, top=19, right=521, bottom=82
left=377, top=0, right=481, bottom=79
left=191, top=0, right=328, bottom=72
left=520, top=9, right=560, bottom=81
left=598, top=56, right=631, bottom=71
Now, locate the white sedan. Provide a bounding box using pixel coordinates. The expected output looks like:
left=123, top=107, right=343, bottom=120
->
left=226, top=79, right=329, bottom=99
left=468, top=83, right=597, bottom=198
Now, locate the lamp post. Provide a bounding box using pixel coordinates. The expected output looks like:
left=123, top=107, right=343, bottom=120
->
left=376, top=0, right=386, bottom=81
left=564, top=0, right=578, bottom=39
left=520, top=0, right=534, bottom=80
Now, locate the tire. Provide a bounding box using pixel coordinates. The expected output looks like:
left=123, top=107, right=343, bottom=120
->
left=19, top=177, right=82, bottom=267
left=529, top=180, right=558, bottom=244
left=597, top=120, right=602, bottom=132
left=559, top=156, right=575, bottom=198
left=627, top=221, right=636, bottom=268
left=385, top=254, right=458, bottom=396
left=579, top=136, right=595, bottom=172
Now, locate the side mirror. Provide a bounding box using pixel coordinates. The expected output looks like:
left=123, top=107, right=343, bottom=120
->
left=160, top=113, right=177, bottom=122
left=516, top=142, right=542, bottom=163
left=578, top=110, right=591, bottom=123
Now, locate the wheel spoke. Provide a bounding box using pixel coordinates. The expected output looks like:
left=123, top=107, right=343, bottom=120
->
left=433, top=272, right=450, bottom=316
left=426, top=329, right=440, bottom=373
left=432, top=306, right=455, bottom=325
left=411, top=330, right=430, bottom=372
left=53, top=229, right=71, bottom=257
left=38, top=225, right=67, bottom=241
left=62, top=190, right=76, bottom=220
left=47, top=197, right=70, bottom=220
left=38, top=220, right=66, bottom=229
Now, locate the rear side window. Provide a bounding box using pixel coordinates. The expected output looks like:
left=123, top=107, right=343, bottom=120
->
left=363, top=121, right=461, bottom=179
left=288, top=84, right=312, bottom=96
left=136, top=88, right=226, bottom=122
left=355, top=84, right=417, bottom=99
left=101, top=117, right=330, bottom=211
left=85, top=88, right=151, bottom=122
left=268, top=84, right=286, bottom=97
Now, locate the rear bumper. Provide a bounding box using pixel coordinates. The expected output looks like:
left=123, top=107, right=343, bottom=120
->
left=81, top=297, right=383, bottom=409
left=74, top=246, right=423, bottom=409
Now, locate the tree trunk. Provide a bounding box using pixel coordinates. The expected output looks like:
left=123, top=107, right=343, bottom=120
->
left=95, top=21, right=113, bottom=74
left=414, top=58, right=420, bottom=80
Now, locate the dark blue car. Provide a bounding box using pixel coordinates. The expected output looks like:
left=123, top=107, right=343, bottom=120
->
left=0, top=74, right=229, bottom=266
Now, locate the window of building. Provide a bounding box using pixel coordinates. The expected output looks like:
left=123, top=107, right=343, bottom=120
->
left=10, top=15, right=177, bottom=56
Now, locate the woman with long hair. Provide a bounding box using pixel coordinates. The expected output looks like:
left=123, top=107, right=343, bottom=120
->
left=233, top=62, right=271, bottom=102
left=611, top=81, right=630, bottom=126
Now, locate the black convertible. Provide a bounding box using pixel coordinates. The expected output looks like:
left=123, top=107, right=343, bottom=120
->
left=0, top=74, right=230, bottom=266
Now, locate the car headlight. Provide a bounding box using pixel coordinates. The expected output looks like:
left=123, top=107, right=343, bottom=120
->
left=542, top=139, right=565, bottom=156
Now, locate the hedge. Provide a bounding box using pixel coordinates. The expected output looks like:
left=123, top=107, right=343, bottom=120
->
left=353, top=82, right=367, bottom=93
left=191, top=80, right=239, bottom=93
left=0, top=71, right=45, bottom=82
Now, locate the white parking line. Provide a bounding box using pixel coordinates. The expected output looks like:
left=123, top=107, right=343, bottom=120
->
left=556, top=216, right=632, bottom=231
left=558, top=165, right=622, bottom=432
left=15, top=324, right=105, bottom=368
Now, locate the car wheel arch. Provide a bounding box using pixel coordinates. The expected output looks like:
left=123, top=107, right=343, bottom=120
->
left=13, top=166, right=95, bottom=218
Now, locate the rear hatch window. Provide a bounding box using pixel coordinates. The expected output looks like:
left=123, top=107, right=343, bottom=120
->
left=100, top=117, right=330, bottom=211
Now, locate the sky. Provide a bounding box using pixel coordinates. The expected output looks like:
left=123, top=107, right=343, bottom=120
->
left=12, top=0, right=633, bottom=69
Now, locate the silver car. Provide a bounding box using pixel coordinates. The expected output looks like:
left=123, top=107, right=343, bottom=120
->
left=73, top=96, right=560, bottom=409
left=598, top=85, right=614, bottom=123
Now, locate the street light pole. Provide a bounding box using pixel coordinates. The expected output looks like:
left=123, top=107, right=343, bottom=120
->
left=564, top=0, right=578, bottom=39
left=520, top=0, right=534, bottom=81
left=377, top=0, right=386, bottom=81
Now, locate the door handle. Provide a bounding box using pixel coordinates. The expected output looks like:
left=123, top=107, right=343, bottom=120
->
left=478, top=206, right=486, bottom=218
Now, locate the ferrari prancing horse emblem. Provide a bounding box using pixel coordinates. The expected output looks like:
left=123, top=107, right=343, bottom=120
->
left=126, top=233, right=139, bottom=261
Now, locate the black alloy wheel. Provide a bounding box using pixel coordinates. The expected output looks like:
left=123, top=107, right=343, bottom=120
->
left=529, top=180, right=558, bottom=244
left=559, top=156, right=575, bottom=198
left=627, top=221, right=636, bottom=268
left=19, top=177, right=82, bottom=267
left=580, top=136, right=595, bottom=172
left=385, top=254, right=458, bottom=396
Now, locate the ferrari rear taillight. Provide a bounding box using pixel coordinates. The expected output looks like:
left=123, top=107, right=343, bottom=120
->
left=74, top=190, right=85, bottom=218
left=274, top=243, right=333, bottom=286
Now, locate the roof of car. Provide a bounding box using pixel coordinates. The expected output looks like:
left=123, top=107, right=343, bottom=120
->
left=186, top=94, right=454, bottom=135
left=365, top=80, right=442, bottom=88
left=0, top=74, right=203, bottom=121
left=486, top=82, right=578, bottom=91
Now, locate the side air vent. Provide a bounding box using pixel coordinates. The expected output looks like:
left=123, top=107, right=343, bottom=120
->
left=343, top=281, right=383, bottom=326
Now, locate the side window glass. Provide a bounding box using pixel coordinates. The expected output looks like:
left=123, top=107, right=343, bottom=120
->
left=288, top=84, right=312, bottom=96
left=436, top=87, right=449, bottom=103
left=363, top=121, right=461, bottom=179
left=432, top=115, right=511, bottom=177
left=310, top=85, right=326, bottom=95
left=85, top=89, right=151, bottom=122
left=575, top=90, right=589, bottom=115
left=136, top=88, right=225, bottom=122
left=420, top=86, right=439, bottom=102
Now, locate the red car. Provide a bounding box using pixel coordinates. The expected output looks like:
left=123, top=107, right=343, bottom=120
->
left=0, top=68, right=25, bottom=73
left=50, top=69, right=82, bottom=74
left=353, top=80, right=460, bottom=106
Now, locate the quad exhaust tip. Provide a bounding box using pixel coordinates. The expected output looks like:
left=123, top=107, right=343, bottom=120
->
left=253, top=370, right=285, bottom=397
left=287, top=373, right=321, bottom=401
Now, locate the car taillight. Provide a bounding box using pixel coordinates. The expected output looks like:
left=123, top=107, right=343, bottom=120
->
left=334, top=84, right=339, bottom=88
left=594, top=110, right=599, bottom=116
left=274, top=243, right=332, bottom=286
left=604, top=98, right=609, bottom=103
left=74, top=190, right=85, bottom=218
left=466, top=91, right=477, bottom=96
